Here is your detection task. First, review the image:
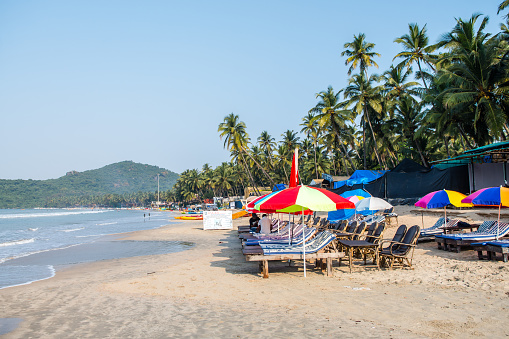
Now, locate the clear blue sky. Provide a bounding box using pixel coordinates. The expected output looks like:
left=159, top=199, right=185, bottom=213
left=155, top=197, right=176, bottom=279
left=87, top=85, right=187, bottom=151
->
left=0, top=0, right=503, bottom=180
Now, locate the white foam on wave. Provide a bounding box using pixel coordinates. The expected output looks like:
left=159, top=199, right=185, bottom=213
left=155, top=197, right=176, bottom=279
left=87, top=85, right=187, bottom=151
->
left=0, top=238, right=35, bottom=247
left=60, top=227, right=85, bottom=233
left=28, top=228, right=39, bottom=231
left=96, top=222, right=117, bottom=226
left=0, top=210, right=111, bottom=219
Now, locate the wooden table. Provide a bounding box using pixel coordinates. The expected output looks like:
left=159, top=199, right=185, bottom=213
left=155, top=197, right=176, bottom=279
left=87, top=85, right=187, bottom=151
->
left=472, top=243, right=509, bottom=262
left=337, top=239, right=379, bottom=273
left=244, top=252, right=345, bottom=278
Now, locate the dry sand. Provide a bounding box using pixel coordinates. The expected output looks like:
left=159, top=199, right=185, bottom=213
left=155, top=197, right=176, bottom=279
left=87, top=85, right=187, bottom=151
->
left=1, top=207, right=509, bottom=338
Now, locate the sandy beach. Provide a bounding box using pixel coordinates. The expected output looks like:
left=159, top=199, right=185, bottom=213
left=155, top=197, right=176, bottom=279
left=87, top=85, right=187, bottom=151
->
left=1, top=207, right=509, bottom=338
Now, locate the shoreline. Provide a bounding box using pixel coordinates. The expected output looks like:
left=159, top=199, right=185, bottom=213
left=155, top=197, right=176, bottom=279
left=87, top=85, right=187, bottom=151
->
left=0, top=208, right=508, bottom=337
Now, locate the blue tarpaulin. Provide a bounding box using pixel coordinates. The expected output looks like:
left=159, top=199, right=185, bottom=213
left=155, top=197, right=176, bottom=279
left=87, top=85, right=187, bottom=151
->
left=333, top=170, right=387, bottom=189
left=273, top=184, right=287, bottom=191
left=328, top=189, right=373, bottom=221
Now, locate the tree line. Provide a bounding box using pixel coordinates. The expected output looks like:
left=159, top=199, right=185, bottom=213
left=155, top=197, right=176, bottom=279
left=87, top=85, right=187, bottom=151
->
left=171, top=3, right=509, bottom=205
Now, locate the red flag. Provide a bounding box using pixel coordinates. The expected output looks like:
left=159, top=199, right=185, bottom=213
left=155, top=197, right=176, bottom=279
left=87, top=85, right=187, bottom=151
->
left=289, top=148, right=299, bottom=187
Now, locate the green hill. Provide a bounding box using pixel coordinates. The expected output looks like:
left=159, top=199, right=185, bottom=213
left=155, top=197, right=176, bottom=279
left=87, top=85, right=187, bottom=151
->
left=0, top=161, right=179, bottom=208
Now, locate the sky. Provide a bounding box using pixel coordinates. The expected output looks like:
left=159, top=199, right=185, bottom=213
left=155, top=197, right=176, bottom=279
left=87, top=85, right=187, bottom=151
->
left=0, top=0, right=504, bottom=180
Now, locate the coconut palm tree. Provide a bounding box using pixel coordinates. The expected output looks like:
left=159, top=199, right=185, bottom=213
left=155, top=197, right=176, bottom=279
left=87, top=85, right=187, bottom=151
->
left=344, top=74, right=385, bottom=169
left=309, top=86, right=357, bottom=172
left=300, top=112, right=321, bottom=179
left=393, top=23, right=437, bottom=89
left=342, top=33, right=380, bottom=78
left=435, top=14, right=509, bottom=144
left=257, top=130, right=276, bottom=169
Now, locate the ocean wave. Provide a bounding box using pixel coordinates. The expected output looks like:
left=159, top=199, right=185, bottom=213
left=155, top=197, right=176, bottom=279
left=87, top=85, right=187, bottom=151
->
left=28, top=228, right=39, bottom=231
left=96, top=222, right=117, bottom=226
left=0, top=238, right=35, bottom=247
left=0, top=244, right=81, bottom=264
left=0, top=210, right=110, bottom=219
left=60, top=227, right=84, bottom=233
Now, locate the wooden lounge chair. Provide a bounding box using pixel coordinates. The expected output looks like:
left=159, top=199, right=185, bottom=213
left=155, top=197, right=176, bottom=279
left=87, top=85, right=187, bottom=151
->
left=434, top=221, right=504, bottom=252
left=471, top=240, right=509, bottom=262
left=243, top=231, right=344, bottom=278
left=380, top=225, right=420, bottom=269
left=418, top=217, right=448, bottom=240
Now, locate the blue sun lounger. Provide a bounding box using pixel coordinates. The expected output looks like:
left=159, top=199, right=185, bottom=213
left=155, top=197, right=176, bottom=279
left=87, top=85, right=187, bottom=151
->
left=243, top=227, right=317, bottom=246
left=435, top=221, right=507, bottom=252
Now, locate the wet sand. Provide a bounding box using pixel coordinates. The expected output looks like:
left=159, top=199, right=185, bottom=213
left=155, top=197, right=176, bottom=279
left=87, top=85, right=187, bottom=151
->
left=1, top=207, right=508, bottom=338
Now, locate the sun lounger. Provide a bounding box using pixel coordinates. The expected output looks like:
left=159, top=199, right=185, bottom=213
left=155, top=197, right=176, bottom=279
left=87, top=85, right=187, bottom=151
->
left=243, top=227, right=317, bottom=246
left=435, top=221, right=505, bottom=252
left=380, top=225, right=420, bottom=269
left=471, top=240, right=509, bottom=262
left=243, top=231, right=343, bottom=278
left=418, top=217, right=448, bottom=240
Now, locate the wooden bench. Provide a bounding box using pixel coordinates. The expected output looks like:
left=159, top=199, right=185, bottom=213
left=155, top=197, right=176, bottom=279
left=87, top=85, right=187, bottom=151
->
left=244, top=252, right=345, bottom=278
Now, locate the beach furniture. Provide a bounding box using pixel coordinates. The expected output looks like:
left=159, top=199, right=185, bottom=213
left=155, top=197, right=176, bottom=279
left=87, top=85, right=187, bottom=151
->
left=434, top=221, right=508, bottom=252
left=243, top=231, right=343, bottom=278
left=471, top=240, right=509, bottom=262
left=383, top=207, right=399, bottom=225
left=243, top=227, right=317, bottom=246
left=418, top=217, right=448, bottom=240
left=240, top=223, right=303, bottom=241
left=379, top=225, right=420, bottom=269
left=338, top=222, right=386, bottom=272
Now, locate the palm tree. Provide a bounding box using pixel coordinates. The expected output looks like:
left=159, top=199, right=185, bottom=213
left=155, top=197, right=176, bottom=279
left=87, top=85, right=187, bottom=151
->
left=393, top=97, right=429, bottom=166
left=393, top=23, right=437, bottom=89
left=218, top=113, right=275, bottom=191
left=309, top=86, right=357, bottom=173
left=341, top=33, right=380, bottom=78
left=435, top=14, right=509, bottom=144
left=300, top=112, right=320, bottom=179
left=382, top=65, right=421, bottom=102
left=344, top=74, right=385, bottom=169
left=257, top=130, right=276, bottom=169
left=499, top=0, right=509, bottom=18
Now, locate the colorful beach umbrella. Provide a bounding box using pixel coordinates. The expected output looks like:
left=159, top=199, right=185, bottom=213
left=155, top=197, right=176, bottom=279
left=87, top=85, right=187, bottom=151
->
left=462, top=186, right=509, bottom=239
left=415, top=190, right=472, bottom=231
left=347, top=195, right=365, bottom=204
left=255, top=185, right=355, bottom=213
left=255, top=185, right=355, bottom=277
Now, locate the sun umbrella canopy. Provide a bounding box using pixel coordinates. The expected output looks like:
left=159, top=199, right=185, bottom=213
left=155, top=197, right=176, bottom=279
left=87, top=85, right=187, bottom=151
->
left=415, top=190, right=473, bottom=209
left=347, top=196, right=365, bottom=204
left=461, top=187, right=509, bottom=206
left=355, top=197, right=392, bottom=211
left=255, top=185, right=354, bottom=213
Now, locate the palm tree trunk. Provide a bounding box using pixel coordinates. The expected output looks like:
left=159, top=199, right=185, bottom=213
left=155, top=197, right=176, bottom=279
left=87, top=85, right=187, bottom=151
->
left=417, top=59, right=429, bottom=90
left=313, top=141, right=319, bottom=179
left=239, top=153, right=260, bottom=196
left=364, top=107, right=384, bottom=169
left=333, top=130, right=356, bottom=172
left=242, top=147, right=276, bottom=187
left=414, top=139, right=428, bottom=167
left=362, top=121, right=367, bottom=170
left=458, top=125, right=474, bottom=149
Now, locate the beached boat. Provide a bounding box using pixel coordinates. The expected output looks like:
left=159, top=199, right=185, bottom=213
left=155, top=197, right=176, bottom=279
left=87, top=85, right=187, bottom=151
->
left=174, top=215, right=203, bottom=220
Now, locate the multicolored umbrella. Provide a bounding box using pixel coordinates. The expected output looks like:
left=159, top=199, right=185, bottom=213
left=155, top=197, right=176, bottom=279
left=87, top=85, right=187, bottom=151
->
left=347, top=196, right=365, bottom=204
left=415, top=190, right=473, bottom=227
left=462, top=186, right=509, bottom=239
left=254, top=185, right=355, bottom=213
left=254, top=185, right=355, bottom=277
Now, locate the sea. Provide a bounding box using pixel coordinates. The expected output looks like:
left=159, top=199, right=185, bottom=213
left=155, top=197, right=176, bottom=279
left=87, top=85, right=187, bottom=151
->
left=0, top=208, right=192, bottom=290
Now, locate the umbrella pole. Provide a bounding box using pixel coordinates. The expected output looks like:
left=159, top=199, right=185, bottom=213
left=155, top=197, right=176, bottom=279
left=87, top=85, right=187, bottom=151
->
left=302, top=207, right=306, bottom=278
left=444, top=206, right=447, bottom=234
left=421, top=211, right=424, bottom=229
left=497, top=204, right=501, bottom=240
